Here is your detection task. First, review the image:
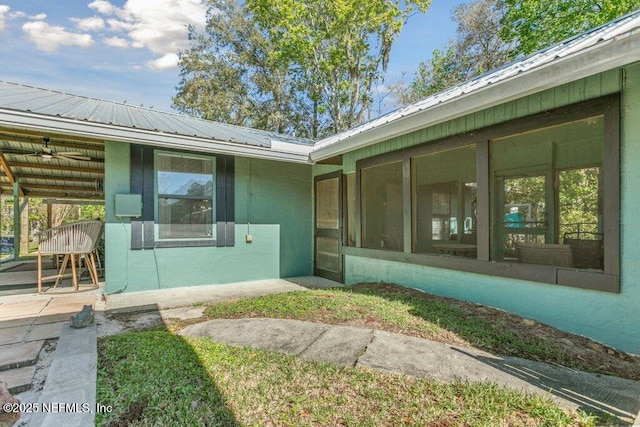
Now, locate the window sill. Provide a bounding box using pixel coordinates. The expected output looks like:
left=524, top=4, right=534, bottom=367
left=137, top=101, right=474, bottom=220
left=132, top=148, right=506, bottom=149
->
left=155, top=239, right=217, bottom=248
left=342, top=246, right=619, bottom=293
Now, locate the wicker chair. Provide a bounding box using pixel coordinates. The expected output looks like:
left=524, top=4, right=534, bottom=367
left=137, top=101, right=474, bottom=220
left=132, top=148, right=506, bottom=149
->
left=36, top=220, right=103, bottom=294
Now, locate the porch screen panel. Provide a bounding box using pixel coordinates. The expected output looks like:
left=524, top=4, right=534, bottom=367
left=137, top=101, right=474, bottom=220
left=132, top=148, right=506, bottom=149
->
left=345, top=173, right=356, bottom=247
left=491, top=115, right=604, bottom=268
left=361, top=161, right=403, bottom=251
left=315, top=236, right=340, bottom=273
left=414, top=145, right=477, bottom=256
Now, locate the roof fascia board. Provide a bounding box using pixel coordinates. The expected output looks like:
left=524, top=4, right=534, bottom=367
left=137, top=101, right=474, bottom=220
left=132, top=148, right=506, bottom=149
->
left=310, top=30, right=640, bottom=162
left=0, top=110, right=312, bottom=164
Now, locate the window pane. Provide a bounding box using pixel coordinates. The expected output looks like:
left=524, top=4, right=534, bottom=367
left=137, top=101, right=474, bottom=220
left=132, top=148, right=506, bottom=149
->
left=361, top=161, right=403, bottom=251
left=559, top=167, right=603, bottom=270
left=345, top=174, right=356, bottom=246
left=157, top=153, right=215, bottom=240
left=414, top=146, right=477, bottom=257
left=316, top=178, right=339, bottom=229
left=502, top=175, right=546, bottom=260
left=158, top=198, right=213, bottom=239
left=157, top=154, right=213, bottom=197
left=559, top=167, right=601, bottom=238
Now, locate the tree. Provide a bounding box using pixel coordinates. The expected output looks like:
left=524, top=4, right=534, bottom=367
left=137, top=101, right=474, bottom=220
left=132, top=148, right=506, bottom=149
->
left=249, top=0, right=431, bottom=136
left=500, top=0, right=640, bottom=56
left=400, top=0, right=513, bottom=105
left=399, top=45, right=467, bottom=104
left=174, top=0, right=309, bottom=136
left=454, top=0, right=513, bottom=74
left=175, top=0, right=431, bottom=138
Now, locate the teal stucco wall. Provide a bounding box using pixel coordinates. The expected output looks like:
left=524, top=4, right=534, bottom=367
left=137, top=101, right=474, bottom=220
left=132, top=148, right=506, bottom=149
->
left=341, top=65, right=640, bottom=354
left=104, top=141, right=312, bottom=293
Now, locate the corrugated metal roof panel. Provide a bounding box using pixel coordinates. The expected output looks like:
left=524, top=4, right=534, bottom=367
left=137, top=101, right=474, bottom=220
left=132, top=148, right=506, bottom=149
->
left=313, top=10, right=640, bottom=152
left=0, top=81, right=313, bottom=149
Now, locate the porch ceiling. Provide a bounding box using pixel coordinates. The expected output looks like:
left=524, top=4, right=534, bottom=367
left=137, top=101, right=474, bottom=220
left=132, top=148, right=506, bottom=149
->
left=0, top=128, right=104, bottom=201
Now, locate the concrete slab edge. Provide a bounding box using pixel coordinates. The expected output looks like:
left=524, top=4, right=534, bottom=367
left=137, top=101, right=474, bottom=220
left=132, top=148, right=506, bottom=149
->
left=29, top=323, right=97, bottom=426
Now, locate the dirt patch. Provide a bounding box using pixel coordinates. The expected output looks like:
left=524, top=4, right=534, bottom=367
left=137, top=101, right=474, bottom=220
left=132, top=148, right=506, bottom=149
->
left=105, top=397, right=148, bottom=427
left=29, top=340, right=57, bottom=393
left=96, top=312, right=165, bottom=337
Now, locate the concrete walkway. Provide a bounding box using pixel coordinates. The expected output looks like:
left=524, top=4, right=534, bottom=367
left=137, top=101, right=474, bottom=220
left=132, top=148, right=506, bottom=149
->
left=179, top=317, right=640, bottom=425
left=3, top=276, right=640, bottom=425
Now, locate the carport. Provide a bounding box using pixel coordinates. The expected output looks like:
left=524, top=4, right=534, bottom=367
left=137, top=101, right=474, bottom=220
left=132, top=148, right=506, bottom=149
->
left=0, top=131, right=104, bottom=260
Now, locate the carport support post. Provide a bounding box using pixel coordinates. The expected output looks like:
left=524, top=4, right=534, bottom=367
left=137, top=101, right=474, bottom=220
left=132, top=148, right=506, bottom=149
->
left=13, top=181, right=20, bottom=258
left=20, top=197, right=28, bottom=255
left=12, top=180, right=28, bottom=258
left=47, top=202, right=52, bottom=229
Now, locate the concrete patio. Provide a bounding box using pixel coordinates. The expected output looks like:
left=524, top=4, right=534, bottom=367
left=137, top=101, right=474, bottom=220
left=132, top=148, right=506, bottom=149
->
left=0, top=259, right=101, bottom=426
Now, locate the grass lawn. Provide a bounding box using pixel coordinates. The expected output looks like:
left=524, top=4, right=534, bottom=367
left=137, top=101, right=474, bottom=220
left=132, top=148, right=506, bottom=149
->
left=98, top=331, right=593, bottom=426
left=97, top=282, right=634, bottom=426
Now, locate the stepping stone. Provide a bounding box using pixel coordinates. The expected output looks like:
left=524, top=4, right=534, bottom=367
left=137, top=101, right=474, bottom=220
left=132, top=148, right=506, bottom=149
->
left=25, top=322, right=65, bottom=342
left=160, top=306, right=205, bottom=320
left=0, top=325, right=31, bottom=346
left=33, top=312, right=74, bottom=325
left=180, top=318, right=328, bottom=355
left=300, top=326, right=374, bottom=367
left=0, top=341, right=44, bottom=371
left=0, top=317, right=33, bottom=329
left=0, top=300, right=49, bottom=320
left=1, top=366, right=36, bottom=394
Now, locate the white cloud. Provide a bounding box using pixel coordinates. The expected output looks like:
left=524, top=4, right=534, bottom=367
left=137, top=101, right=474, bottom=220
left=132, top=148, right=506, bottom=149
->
left=70, top=16, right=105, bottom=32
left=22, top=21, right=94, bottom=52
left=106, top=18, right=134, bottom=33
left=9, top=0, right=206, bottom=69
left=104, top=36, right=129, bottom=48
left=94, top=0, right=206, bottom=69
left=88, top=0, right=117, bottom=15
left=0, top=5, right=47, bottom=31
left=0, top=5, right=9, bottom=31
left=148, top=53, right=179, bottom=70
left=8, top=11, right=46, bottom=20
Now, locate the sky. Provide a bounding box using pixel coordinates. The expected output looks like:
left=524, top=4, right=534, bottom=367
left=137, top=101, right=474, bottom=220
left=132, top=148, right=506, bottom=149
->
left=0, top=0, right=466, bottom=114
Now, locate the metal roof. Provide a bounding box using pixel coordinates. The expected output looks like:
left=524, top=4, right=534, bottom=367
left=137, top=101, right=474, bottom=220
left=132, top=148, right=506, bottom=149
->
left=0, top=81, right=313, bottom=149
left=311, top=10, right=640, bottom=160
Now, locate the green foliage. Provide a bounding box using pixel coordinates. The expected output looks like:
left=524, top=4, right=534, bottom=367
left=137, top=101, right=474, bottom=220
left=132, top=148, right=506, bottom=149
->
left=402, top=46, right=468, bottom=102
left=97, top=331, right=237, bottom=426
left=499, top=0, right=640, bottom=56
left=400, top=0, right=513, bottom=105
left=559, top=168, right=600, bottom=237
left=173, top=0, right=307, bottom=136
left=1, top=196, right=15, bottom=236
left=0, top=196, right=104, bottom=239
left=175, top=0, right=431, bottom=138
left=503, top=176, right=546, bottom=224
left=402, top=0, right=639, bottom=105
